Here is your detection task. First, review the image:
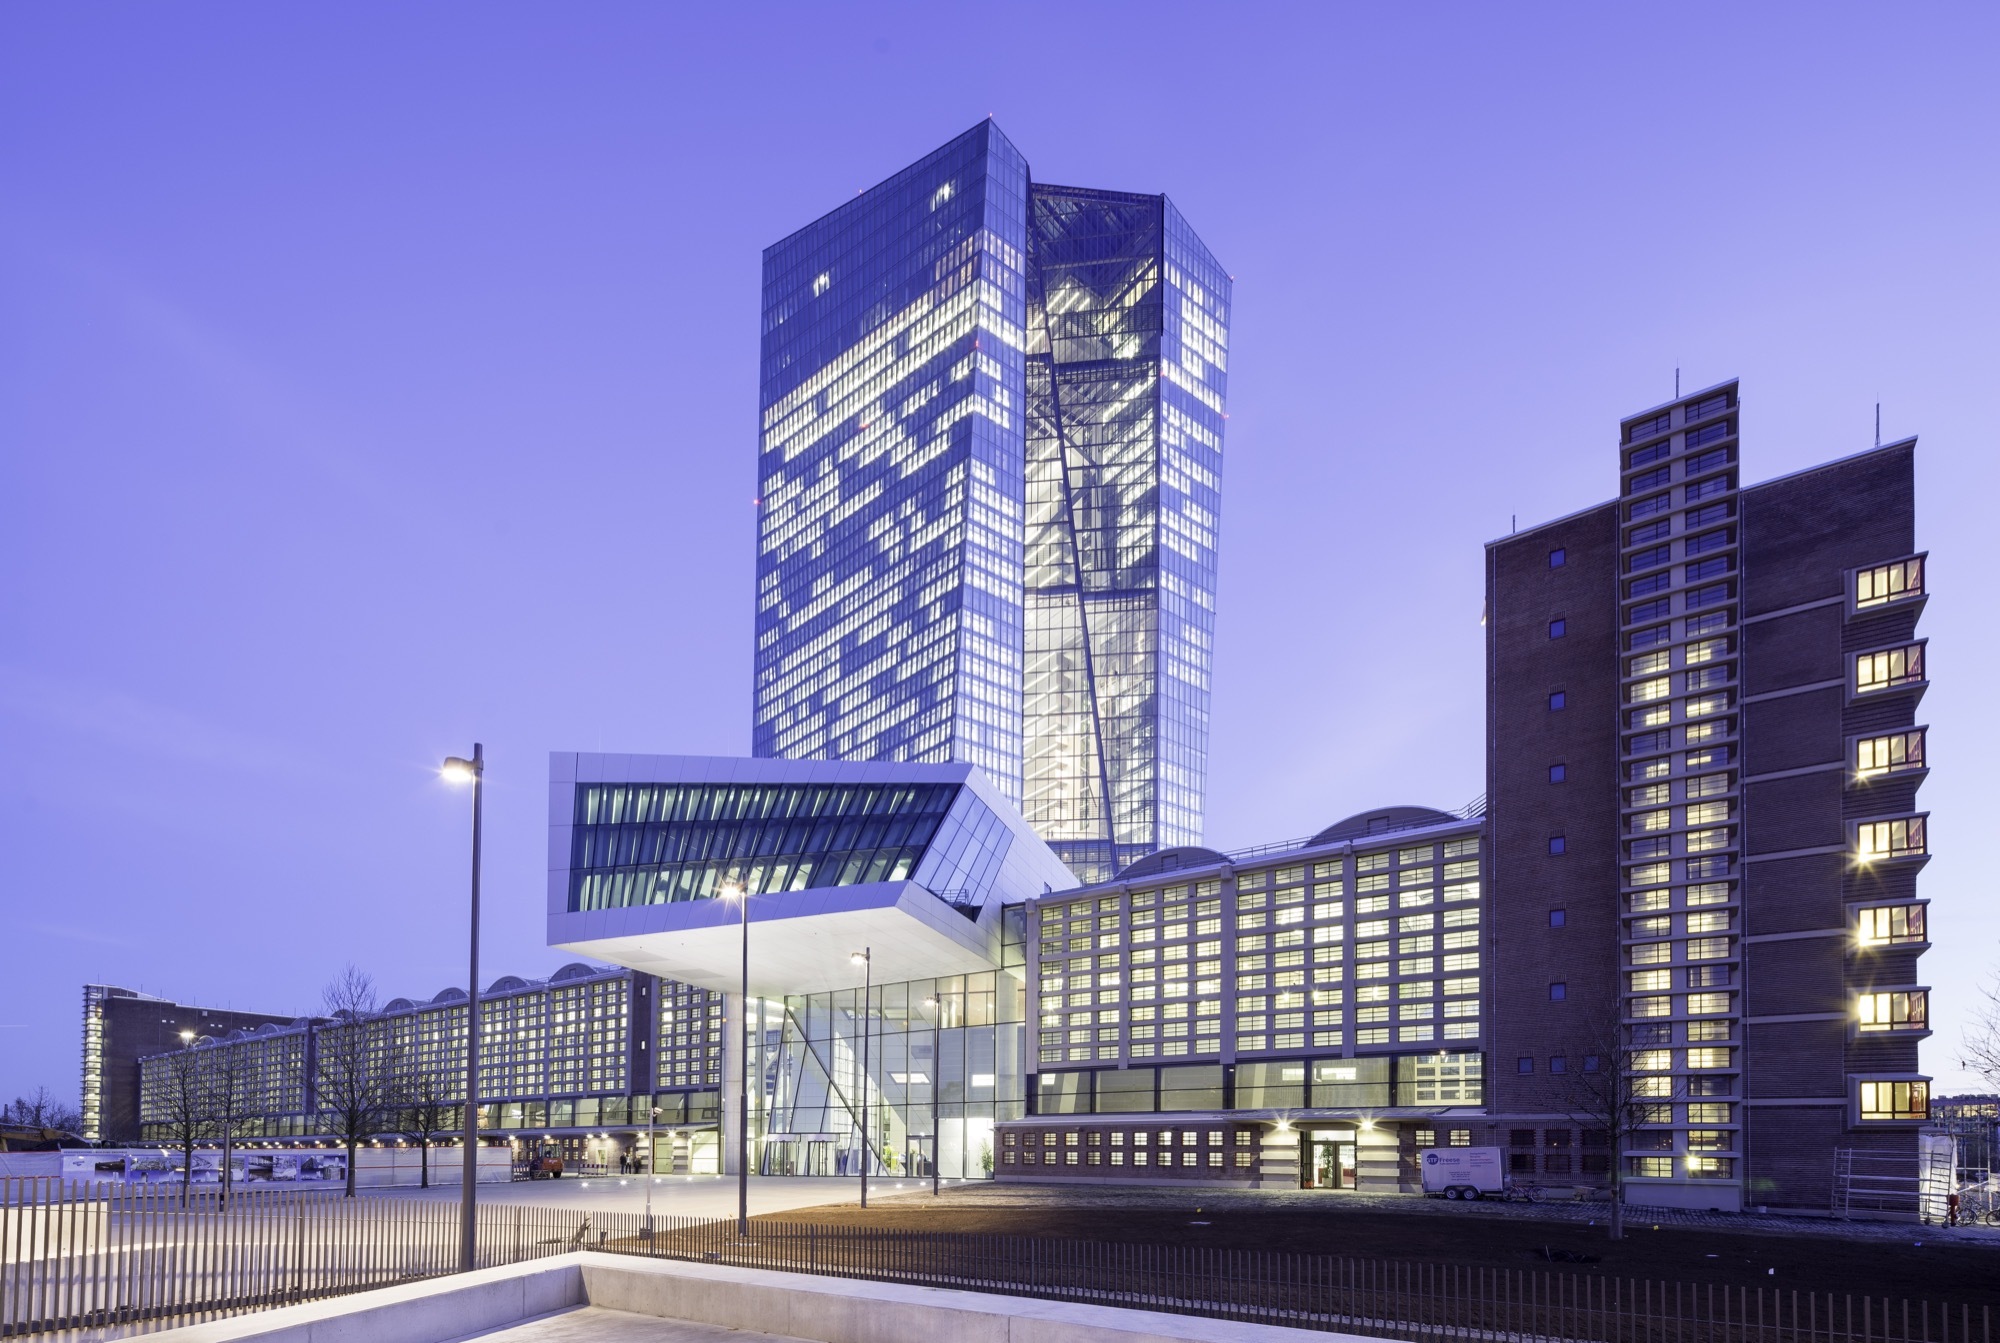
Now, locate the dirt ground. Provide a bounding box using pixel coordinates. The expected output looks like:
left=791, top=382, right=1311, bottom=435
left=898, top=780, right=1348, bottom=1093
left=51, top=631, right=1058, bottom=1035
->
left=751, top=1197, right=2000, bottom=1310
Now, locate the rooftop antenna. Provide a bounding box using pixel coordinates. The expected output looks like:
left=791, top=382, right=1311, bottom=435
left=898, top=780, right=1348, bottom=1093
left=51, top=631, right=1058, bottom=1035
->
left=1511, top=514, right=1517, bottom=534
left=1875, top=403, right=1881, bottom=447
left=1675, top=367, right=1681, bottom=398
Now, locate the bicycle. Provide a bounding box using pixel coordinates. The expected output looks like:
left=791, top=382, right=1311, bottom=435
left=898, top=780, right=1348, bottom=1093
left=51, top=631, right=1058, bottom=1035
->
left=1946, top=1189, right=2000, bottom=1227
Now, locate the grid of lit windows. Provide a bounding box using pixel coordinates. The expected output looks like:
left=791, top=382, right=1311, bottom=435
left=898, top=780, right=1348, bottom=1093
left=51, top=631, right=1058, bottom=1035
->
left=1028, top=827, right=1484, bottom=1103
left=1616, top=384, right=1743, bottom=1184
left=139, top=1029, right=314, bottom=1139
left=478, top=986, right=548, bottom=1101
left=79, top=986, right=111, bottom=1140
left=1000, top=1123, right=1259, bottom=1176
left=550, top=978, right=630, bottom=1095
left=754, top=121, right=1030, bottom=800
left=1841, top=538, right=1931, bottom=1136
left=136, top=968, right=728, bottom=1143
left=751, top=126, right=1229, bottom=881
left=1034, top=878, right=1227, bottom=1065
left=658, top=981, right=724, bottom=1089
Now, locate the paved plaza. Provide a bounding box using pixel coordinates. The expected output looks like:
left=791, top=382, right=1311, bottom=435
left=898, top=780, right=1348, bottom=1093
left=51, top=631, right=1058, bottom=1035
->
left=374, top=1173, right=967, bottom=1218
left=371, top=1174, right=2000, bottom=1247
left=850, top=1179, right=2000, bottom=1245
left=456, top=1305, right=812, bottom=1343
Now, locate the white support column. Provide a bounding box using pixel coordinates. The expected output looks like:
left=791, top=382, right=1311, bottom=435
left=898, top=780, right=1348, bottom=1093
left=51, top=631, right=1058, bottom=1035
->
left=720, top=991, right=743, bottom=1176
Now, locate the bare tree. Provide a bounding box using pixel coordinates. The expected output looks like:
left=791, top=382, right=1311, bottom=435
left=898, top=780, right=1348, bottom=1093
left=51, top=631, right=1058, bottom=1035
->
left=315, top=967, right=400, bottom=1198
left=147, top=1048, right=211, bottom=1207
left=392, top=1065, right=456, bottom=1189
left=1964, top=972, right=2000, bottom=1094
left=1551, top=1008, right=1687, bottom=1241
left=2, top=1085, right=82, bottom=1134
left=201, top=1040, right=261, bottom=1207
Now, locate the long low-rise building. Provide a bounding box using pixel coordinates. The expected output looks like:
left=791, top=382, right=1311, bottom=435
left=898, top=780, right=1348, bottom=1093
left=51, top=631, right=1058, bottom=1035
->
left=82, top=987, right=297, bottom=1144
left=123, top=964, right=727, bottom=1172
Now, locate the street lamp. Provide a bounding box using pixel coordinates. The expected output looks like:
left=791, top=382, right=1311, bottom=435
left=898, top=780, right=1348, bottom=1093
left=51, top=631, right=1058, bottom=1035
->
left=642, top=1105, right=660, bottom=1242
left=850, top=948, right=872, bottom=1209
left=923, top=996, right=941, bottom=1197
left=719, top=874, right=750, bottom=1237
left=441, top=744, right=484, bottom=1273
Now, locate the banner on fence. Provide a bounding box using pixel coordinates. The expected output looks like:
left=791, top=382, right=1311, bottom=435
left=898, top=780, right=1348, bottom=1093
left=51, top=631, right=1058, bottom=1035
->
left=59, top=1149, right=349, bottom=1185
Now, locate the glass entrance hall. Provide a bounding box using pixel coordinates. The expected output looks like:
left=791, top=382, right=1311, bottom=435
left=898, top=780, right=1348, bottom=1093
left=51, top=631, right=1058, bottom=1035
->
left=750, top=965, right=1028, bottom=1182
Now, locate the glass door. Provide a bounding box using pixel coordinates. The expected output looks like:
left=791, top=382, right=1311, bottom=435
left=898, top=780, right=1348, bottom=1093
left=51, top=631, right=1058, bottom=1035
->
left=1304, top=1135, right=1359, bottom=1188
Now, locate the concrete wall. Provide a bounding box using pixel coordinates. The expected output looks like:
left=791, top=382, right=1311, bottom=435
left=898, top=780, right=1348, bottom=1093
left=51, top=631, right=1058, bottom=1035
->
left=140, top=1252, right=1366, bottom=1343
left=349, top=1146, right=515, bottom=1187
left=138, top=1259, right=585, bottom=1343
left=0, top=1204, right=108, bottom=1264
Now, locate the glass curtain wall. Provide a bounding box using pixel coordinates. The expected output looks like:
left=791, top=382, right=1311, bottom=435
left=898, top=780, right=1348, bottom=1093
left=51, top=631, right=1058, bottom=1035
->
left=755, top=968, right=1025, bottom=1180
left=568, top=781, right=961, bottom=911
left=753, top=121, right=1031, bottom=802
left=1022, top=187, right=1231, bottom=883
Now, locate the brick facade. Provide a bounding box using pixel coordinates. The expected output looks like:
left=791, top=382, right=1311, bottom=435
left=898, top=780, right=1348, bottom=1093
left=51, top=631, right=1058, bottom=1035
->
left=1485, top=503, right=1623, bottom=1117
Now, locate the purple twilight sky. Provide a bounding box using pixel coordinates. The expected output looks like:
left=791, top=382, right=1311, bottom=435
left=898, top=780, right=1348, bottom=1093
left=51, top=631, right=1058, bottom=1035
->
left=3, top=2, right=1996, bottom=1104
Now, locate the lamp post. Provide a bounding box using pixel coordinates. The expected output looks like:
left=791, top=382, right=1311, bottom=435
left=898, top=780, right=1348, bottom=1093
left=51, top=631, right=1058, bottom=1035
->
left=719, top=874, right=749, bottom=1237
left=441, top=745, right=483, bottom=1273
left=850, top=948, right=872, bottom=1209
left=923, top=996, right=940, bottom=1196
left=642, top=1105, right=659, bottom=1241
left=176, top=1030, right=197, bottom=1191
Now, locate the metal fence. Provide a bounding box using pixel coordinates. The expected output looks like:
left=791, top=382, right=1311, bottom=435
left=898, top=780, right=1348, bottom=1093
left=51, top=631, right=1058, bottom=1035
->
left=1, top=1179, right=589, bottom=1337
left=3, top=1178, right=1992, bottom=1343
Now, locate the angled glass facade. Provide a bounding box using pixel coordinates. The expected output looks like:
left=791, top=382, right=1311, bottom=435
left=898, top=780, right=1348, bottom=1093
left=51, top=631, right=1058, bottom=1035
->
left=1023, top=188, right=1230, bottom=879
left=757, top=947, right=1028, bottom=1181
left=567, top=781, right=959, bottom=910
left=558, top=758, right=1059, bottom=927
left=754, top=121, right=1229, bottom=886
left=754, top=122, right=1030, bottom=801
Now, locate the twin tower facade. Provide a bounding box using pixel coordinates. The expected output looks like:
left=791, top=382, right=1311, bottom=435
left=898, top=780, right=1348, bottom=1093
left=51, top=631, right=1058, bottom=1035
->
left=753, top=121, right=1232, bottom=882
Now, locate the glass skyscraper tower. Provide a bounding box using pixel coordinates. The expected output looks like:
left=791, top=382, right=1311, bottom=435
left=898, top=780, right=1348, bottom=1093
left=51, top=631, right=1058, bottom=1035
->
left=754, top=121, right=1230, bottom=882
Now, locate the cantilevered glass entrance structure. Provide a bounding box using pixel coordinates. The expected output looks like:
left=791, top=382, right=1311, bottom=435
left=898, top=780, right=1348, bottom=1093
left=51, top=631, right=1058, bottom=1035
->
left=548, top=753, right=1057, bottom=1184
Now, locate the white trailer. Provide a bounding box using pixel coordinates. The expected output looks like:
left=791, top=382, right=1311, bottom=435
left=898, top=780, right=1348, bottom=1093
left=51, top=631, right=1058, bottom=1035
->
left=1420, top=1146, right=1505, bottom=1199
